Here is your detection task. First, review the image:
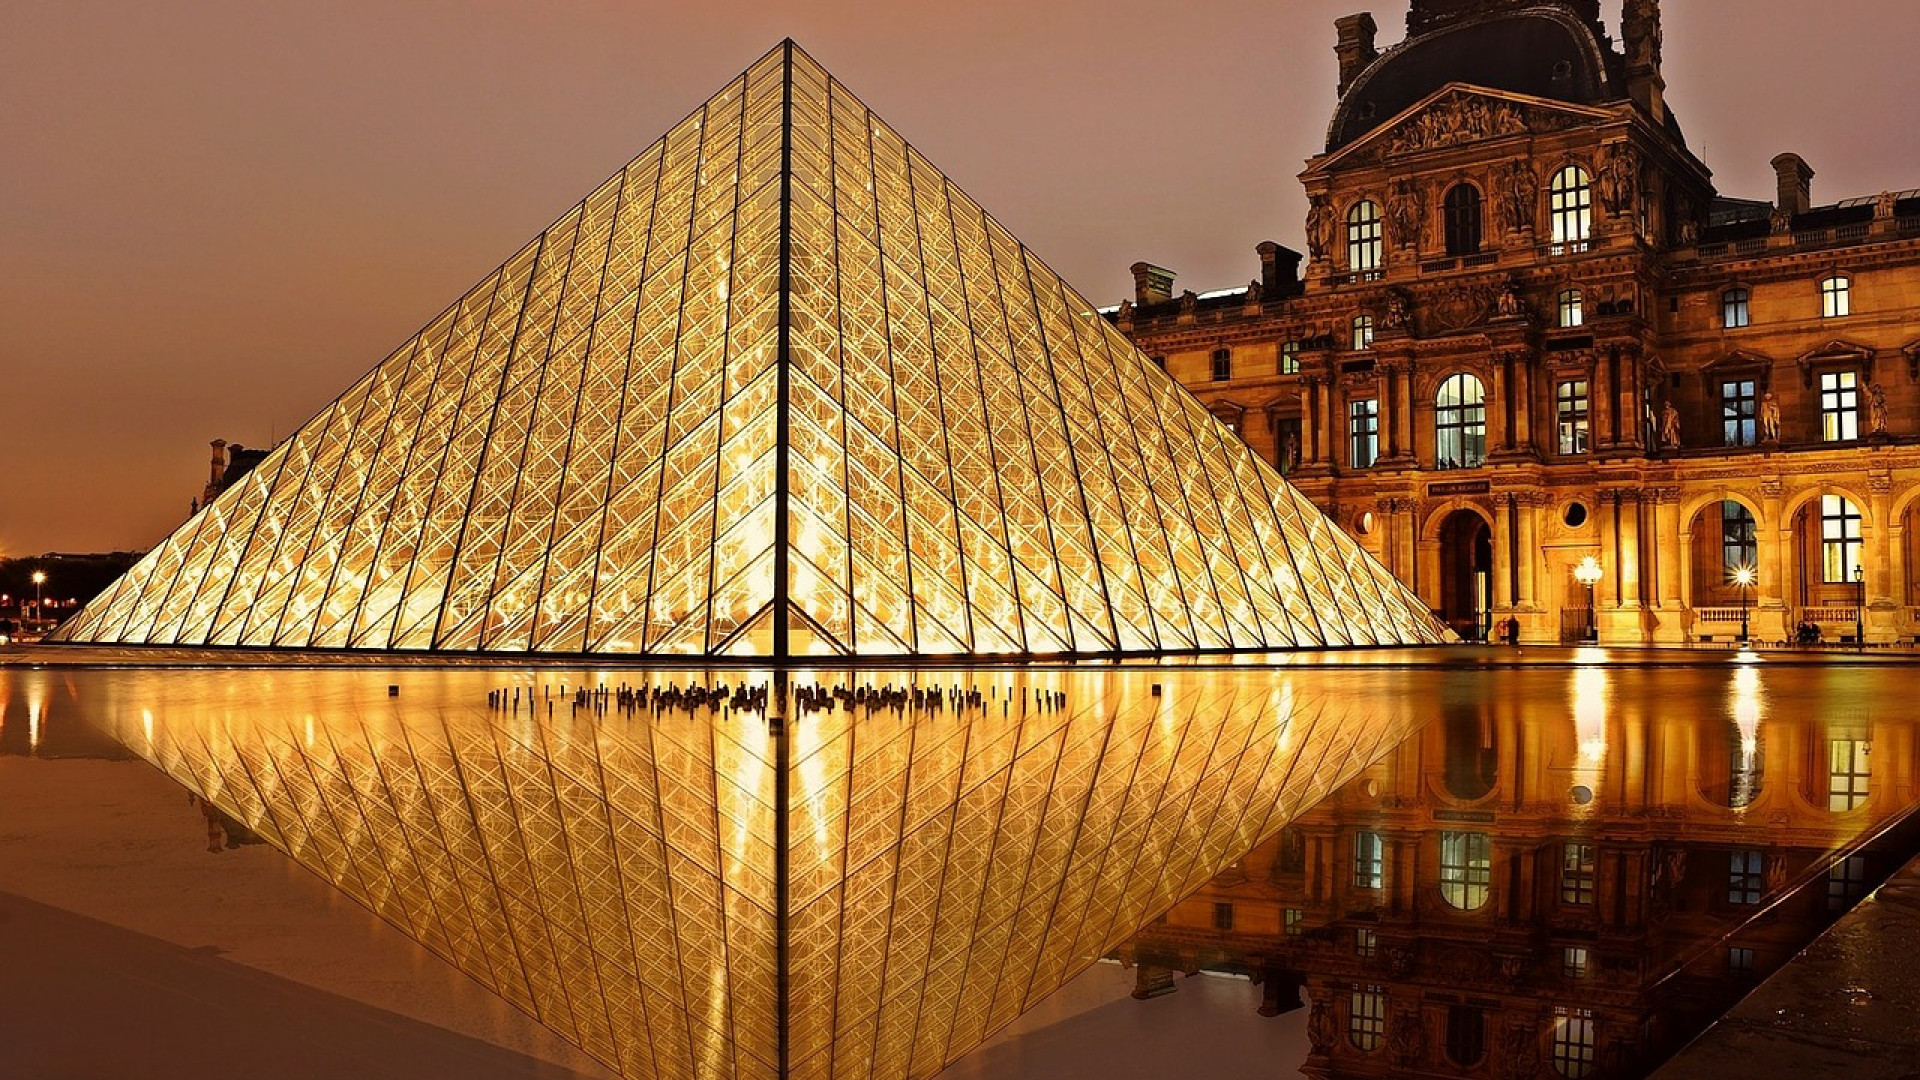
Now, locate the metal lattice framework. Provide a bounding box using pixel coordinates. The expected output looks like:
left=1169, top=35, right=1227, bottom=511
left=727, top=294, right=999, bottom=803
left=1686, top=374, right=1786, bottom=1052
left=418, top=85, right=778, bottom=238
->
left=57, top=43, right=1447, bottom=658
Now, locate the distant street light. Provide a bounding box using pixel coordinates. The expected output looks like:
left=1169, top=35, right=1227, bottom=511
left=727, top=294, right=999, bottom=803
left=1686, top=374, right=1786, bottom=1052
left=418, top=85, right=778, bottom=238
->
left=1573, top=556, right=1603, bottom=644
left=31, top=570, right=46, bottom=625
left=1732, top=565, right=1756, bottom=644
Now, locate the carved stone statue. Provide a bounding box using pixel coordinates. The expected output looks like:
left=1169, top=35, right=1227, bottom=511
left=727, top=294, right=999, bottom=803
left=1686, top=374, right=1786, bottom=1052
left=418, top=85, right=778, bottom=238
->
left=1116, top=298, right=1133, bottom=324
left=1876, top=190, right=1899, bottom=220
left=1380, top=289, right=1412, bottom=332
left=1496, top=1018, right=1541, bottom=1080
left=1388, top=180, right=1426, bottom=250
left=1245, top=278, right=1263, bottom=304
left=1869, top=382, right=1890, bottom=434
left=1306, top=195, right=1335, bottom=263
left=1661, top=401, right=1681, bottom=448
left=1390, top=1009, right=1427, bottom=1066
left=1760, top=392, right=1782, bottom=442
left=1178, top=289, right=1198, bottom=319
left=1600, top=145, right=1639, bottom=216
left=1500, top=162, right=1537, bottom=234
left=1771, top=206, right=1795, bottom=236
left=1495, top=277, right=1526, bottom=320
left=1678, top=219, right=1701, bottom=246
left=1307, top=996, right=1337, bottom=1055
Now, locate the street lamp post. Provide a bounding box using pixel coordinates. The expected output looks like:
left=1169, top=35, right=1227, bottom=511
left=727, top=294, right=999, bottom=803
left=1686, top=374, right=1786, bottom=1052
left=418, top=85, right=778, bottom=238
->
left=1733, top=565, right=1755, bottom=644
left=1855, top=564, right=1866, bottom=652
left=1574, top=556, right=1603, bottom=644
left=31, top=571, right=46, bottom=627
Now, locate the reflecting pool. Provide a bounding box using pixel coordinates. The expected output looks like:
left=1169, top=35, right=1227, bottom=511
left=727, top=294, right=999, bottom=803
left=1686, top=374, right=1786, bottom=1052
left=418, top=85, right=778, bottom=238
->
left=2, top=654, right=1915, bottom=1080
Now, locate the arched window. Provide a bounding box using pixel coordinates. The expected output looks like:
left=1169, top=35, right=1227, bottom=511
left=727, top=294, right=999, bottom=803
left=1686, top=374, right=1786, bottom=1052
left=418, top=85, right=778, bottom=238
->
left=1723, top=287, right=1752, bottom=328
left=1435, top=373, right=1487, bottom=470
left=1821, top=495, right=1863, bottom=583
left=1444, top=183, right=1483, bottom=256
left=1439, top=831, right=1493, bottom=910
left=1722, top=502, right=1758, bottom=582
left=1352, top=313, right=1376, bottom=350
left=1348, top=200, right=1384, bottom=274
left=1821, top=274, right=1851, bottom=318
left=1349, top=987, right=1387, bottom=1052
left=1549, top=166, right=1593, bottom=252
left=1552, top=1009, right=1597, bottom=1078
left=1557, top=288, right=1584, bottom=328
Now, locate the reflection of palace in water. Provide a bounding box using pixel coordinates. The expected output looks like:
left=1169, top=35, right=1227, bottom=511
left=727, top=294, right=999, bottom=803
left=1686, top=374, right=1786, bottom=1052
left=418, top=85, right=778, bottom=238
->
left=1123, top=666, right=1918, bottom=1079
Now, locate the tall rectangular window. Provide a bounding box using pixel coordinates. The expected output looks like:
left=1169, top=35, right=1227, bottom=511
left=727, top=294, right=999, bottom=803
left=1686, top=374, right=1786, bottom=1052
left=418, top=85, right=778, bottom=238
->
left=1728, top=849, right=1765, bottom=905
left=1350, top=398, right=1379, bottom=469
left=1556, top=380, right=1590, bottom=455
left=1440, top=832, right=1493, bottom=911
left=1828, top=854, right=1870, bottom=911
left=1349, top=202, right=1384, bottom=275
left=1723, top=502, right=1758, bottom=576
left=1821, top=495, right=1864, bottom=583
left=1723, top=287, right=1752, bottom=328
left=1820, top=370, right=1859, bottom=441
left=1821, top=275, right=1851, bottom=318
left=1561, top=843, right=1596, bottom=906
left=1552, top=1009, right=1597, bottom=1079
left=1557, top=289, right=1585, bottom=328
left=1353, top=314, right=1376, bottom=350
left=1349, top=987, right=1387, bottom=1052
left=1550, top=167, right=1593, bottom=253
left=1562, top=947, right=1590, bottom=980
left=1212, top=902, right=1235, bottom=931
left=1280, top=340, right=1302, bottom=375
left=1354, top=831, right=1384, bottom=890
left=1729, top=947, right=1756, bottom=978
left=1284, top=908, right=1304, bottom=936
left=1829, top=739, right=1871, bottom=811
left=1721, top=379, right=1757, bottom=446
left=1211, top=348, right=1233, bottom=382
left=1354, top=928, right=1377, bottom=957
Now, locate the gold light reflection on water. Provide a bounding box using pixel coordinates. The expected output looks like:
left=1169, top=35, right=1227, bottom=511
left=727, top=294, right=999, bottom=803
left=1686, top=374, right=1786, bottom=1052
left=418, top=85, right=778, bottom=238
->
left=1573, top=665, right=1608, bottom=767
left=68, top=661, right=1425, bottom=1080
left=50, top=42, right=1446, bottom=660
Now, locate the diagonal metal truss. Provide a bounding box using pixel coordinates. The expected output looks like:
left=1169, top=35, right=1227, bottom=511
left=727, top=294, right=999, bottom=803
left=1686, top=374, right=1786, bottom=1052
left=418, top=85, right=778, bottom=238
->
left=56, top=42, right=1448, bottom=658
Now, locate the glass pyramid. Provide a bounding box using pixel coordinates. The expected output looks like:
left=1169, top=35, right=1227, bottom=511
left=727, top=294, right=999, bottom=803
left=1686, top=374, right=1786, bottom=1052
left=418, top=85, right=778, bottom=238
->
left=88, top=664, right=1430, bottom=1080
left=55, top=43, right=1447, bottom=658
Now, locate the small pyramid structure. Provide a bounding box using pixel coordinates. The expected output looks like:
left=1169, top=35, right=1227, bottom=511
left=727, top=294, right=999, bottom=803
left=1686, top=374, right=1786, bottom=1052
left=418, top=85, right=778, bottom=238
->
left=57, top=43, right=1447, bottom=657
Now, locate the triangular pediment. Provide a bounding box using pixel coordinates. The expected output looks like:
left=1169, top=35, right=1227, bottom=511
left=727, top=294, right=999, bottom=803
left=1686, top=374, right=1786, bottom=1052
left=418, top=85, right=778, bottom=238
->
left=58, top=43, right=1447, bottom=660
left=1313, top=83, right=1618, bottom=171
left=1702, top=348, right=1776, bottom=373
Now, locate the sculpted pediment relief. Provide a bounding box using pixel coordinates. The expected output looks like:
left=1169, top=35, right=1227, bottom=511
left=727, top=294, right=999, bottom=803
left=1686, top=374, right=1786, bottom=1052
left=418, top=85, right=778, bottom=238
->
left=1319, top=85, right=1614, bottom=170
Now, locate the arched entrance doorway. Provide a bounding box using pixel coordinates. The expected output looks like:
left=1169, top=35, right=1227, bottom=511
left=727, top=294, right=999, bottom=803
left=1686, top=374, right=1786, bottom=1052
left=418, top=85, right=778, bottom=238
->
left=1437, top=509, right=1494, bottom=642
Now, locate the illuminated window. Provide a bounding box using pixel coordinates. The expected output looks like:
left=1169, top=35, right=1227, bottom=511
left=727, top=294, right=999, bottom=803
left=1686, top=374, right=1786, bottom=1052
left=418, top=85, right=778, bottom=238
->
left=1280, top=340, right=1303, bottom=375
left=1821, top=274, right=1851, bottom=318
left=1348, top=201, right=1384, bottom=274
left=1557, top=288, right=1585, bottom=328
left=1439, top=831, right=1492, bottom=910
left=1444, top=183, right=1483, bottom=256
left=1350, top=399, right=1379, bottom=469
left=1213, top=902, right=1234, bottom=931
left=1723, top=287, right=1752, bottom=328
left=1728, top=849, right=1765, bottom=905
left=1349, top=987, right=1387, bottom=1052
left=1211, top=348, right=1233, bottom=382
left=1828, top=854, right=1870, bottom=910
left=1353, top=314, right=1375, bottom=350
left=1722, top=503, right=1757, bottom=581
left=1550, top=167, right=1593, bottom=252
left=1829, top=739, right=1871, bottom=811
left=1729, top=947, right=1756, bottom=978
left=1561, top=843, right=1596, bottom=906
left=1435, top=373, right=1487, bottom=470
left=1354, top=831, right=1384, bottom=890
left=1820, top=371, right=1859, bottom=441
left=1721, top=379, right=1757, bottom=446
left=1355, top=927, right=1377, bottom=957
left=1562, top=946, right=1590, bottom=979
left=1285, top=908, right=1305, bottom=936
left=1556, top=380, right=1590, bottom=455
left=1821, top=495, right=1863, bottom=583
left=1552, top=1008, right=1596, bottom=1078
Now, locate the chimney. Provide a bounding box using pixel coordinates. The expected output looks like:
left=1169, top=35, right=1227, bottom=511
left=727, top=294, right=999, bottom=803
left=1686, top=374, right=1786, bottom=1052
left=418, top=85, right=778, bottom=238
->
left=1257, top=241, right=1304, bottom=297
left=1130, top=262, right=1177, bottom=306
left=208, top=439, right=227, bottom=488
left=1334, top=14, right=1379, bottom=97
left=1622, top=0, right=1666, bottom=123
left=1772, top=153, right=1814, bottom=217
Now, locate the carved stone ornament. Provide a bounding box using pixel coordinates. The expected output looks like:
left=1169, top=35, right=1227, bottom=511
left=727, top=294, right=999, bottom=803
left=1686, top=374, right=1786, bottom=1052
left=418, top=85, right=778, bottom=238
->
left=1390, top=1009, right=1427, bottom=1066
left=1307, top=994, right=1338, bottom=1055
left=1388, top=180, right=1428, bottom=250
left=1431, top=282, right=1498, bottom=332
left=1501, top=162, right=1538, bottom=234
left=1307, top=195, right=1335, bottom=263
left=1387, top=93, right=1529, bottom=155
left=1496, top=1018, right=1542, bottom=1080
left=1600, top=144, right=1640, bottom=216
left=1379, top=288, right=1414, bottom=332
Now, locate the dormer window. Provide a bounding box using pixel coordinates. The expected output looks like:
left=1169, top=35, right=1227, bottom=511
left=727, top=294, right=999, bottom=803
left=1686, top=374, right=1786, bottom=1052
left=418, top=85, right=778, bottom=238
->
left=1348, top=201, right=1384, bottom=275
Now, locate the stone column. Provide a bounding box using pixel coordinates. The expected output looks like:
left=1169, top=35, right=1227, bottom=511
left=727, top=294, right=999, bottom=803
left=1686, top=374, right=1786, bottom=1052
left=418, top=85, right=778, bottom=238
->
left=1303, top=379, right=1323, bottom=465
left=1868, top=475, right=1896, bottom=642
left=1381, top=367, right=1400, bottom=459
left=1759, top=479, right=1789, bottom=639
left=1516, top=495, right=1541, bottom=610
left=1513, top=357, right=1535, bottom=451
left=1491, top=362, right=1512, bottom=453
left=1592, top=351, right=1614, bottom=448
left=1650, top=488, right=1687, bottom=644
left=1401, top=365, right=1418, bottom=463
left=1597, top=495, right=1621, bottom=609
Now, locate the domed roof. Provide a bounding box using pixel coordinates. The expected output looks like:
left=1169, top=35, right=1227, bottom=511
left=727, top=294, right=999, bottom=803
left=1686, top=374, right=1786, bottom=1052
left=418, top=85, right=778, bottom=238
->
left=1328, top=6, right=1620, bottom=152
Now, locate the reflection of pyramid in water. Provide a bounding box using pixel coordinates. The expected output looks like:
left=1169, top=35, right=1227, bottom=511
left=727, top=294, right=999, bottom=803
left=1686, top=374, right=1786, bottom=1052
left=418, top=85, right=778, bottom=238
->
left=104, top=666, right=1426, bottom=1080
left=58, top=43, right=1445, bottom=657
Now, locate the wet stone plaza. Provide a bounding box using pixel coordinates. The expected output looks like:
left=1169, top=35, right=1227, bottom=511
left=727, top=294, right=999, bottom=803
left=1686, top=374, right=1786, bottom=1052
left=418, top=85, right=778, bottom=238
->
left=3, top=651, right=1916, bottom=1080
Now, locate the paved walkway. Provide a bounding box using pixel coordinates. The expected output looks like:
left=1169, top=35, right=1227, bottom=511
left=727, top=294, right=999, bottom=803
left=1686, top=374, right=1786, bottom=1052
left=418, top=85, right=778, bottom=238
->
left=1653, top=853, right=1920, bottom=1080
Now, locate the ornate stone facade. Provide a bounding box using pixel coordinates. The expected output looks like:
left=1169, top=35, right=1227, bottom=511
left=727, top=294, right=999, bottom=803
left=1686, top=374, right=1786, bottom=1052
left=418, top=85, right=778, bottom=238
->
left=1117, top=0, right=1920, bottom=645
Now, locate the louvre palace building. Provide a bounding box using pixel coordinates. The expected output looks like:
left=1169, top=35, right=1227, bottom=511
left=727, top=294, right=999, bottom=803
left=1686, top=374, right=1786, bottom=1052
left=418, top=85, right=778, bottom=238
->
left=1118, top=0, right=1920, bottom=646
